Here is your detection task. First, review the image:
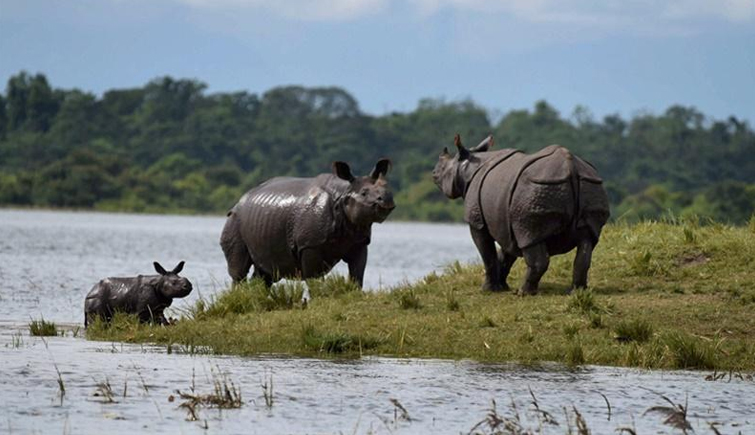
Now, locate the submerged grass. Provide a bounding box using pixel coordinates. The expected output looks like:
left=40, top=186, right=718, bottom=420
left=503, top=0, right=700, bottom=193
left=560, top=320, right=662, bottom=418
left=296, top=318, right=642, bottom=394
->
left=29, top=317, right=58, bottom=336
left=87, top=222, right=755, bottom=370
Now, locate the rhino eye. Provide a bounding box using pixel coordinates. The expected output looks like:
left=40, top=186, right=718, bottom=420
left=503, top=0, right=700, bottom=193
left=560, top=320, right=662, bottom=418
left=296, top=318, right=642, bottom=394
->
left=361, top=189, right=368, bottom=196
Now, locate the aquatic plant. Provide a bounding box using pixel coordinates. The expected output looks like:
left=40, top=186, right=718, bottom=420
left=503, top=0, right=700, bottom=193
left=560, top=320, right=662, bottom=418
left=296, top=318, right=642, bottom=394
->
left=29, top=317, right=57, bottom=336
left=173, top=367, right=242, bottom=421
left=261, top=373, right=273, bottom=409
left=642, top=390, right=692, bottom=434
left=93, top=377, right=116, bottom=403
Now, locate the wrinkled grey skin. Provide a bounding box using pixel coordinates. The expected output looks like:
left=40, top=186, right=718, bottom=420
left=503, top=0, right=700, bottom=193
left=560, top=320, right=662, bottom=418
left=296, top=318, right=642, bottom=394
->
left=432, top=135, right=610, bottom=295
left=84, top=261, right=193, bottom=327
left=220, top=159, right=395, bottom=288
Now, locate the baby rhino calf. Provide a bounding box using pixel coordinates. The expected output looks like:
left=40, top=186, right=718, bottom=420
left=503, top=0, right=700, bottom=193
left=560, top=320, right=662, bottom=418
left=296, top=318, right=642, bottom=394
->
left=84, top=261, right=193, bottom=327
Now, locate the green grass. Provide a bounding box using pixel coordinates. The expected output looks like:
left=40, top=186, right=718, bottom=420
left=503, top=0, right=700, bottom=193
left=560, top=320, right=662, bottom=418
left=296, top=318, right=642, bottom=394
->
left=86, top=222, right=755, bottom=370
left=613, top=319, right=654, bottom=343
left=29, top=317, right=58, bottom=336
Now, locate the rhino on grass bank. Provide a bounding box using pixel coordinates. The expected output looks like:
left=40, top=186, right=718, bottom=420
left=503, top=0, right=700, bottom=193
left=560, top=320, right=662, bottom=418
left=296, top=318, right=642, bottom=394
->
left=220, top=159, right=395, bottom=288
left=432, top=134, right=610, bottom=295
left=84, top=261, right=192, bottom=327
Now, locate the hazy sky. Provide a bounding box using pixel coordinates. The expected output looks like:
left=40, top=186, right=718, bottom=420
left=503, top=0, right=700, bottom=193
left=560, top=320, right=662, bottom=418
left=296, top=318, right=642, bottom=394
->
left=1, top=0, right=754, bottom=122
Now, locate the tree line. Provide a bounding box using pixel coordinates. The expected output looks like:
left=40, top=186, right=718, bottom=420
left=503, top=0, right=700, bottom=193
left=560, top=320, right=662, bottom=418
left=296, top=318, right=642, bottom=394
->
left=1, top=72, right=753, bottom=223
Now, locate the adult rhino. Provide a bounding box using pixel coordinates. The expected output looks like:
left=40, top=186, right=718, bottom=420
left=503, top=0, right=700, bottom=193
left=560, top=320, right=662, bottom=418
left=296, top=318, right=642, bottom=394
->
left=220, top=159, right=395, bottom=288
left=432, top=134, right=610, bottom=295
left=84, top=261, right=193, bottom=327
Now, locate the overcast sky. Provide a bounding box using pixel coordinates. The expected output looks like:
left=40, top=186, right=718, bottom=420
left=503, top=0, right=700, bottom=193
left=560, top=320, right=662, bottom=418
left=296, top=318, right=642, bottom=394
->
left=1, top=0, right=754, bottom=122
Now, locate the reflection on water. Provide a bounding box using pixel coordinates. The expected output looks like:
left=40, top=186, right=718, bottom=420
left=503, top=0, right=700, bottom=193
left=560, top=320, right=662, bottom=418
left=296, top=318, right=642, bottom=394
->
left=1, top=209, right=753, bottom=434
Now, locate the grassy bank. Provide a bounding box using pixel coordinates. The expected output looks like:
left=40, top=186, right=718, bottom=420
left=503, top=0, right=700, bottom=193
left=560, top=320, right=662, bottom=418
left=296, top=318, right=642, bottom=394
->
left=87, top=221, right=755, bottom=370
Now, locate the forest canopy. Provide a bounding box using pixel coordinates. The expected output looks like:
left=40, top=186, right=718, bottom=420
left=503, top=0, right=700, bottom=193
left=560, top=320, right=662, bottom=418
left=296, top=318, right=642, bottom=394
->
left=1, top=72, right=753, bottom=224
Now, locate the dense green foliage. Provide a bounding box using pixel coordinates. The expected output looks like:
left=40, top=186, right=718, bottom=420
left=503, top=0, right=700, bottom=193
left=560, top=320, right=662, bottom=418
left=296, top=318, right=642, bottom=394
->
left=1, top=72, right=753, bottom=222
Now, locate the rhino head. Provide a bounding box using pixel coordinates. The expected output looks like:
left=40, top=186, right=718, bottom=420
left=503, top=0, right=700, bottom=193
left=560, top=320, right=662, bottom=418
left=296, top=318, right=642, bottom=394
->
left=333, top=159, right=395, bottom=226
left=153, top=261, right=193, bottom=299
left=432, top=134, right=493, bottom=199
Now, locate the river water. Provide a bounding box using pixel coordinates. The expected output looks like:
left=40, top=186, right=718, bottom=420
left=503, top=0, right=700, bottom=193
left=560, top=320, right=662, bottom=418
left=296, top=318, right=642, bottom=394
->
left=0, top=209, right=753, bottom=434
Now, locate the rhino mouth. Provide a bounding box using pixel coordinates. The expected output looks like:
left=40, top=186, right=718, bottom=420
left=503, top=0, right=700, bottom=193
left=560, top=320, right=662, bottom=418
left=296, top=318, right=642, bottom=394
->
left=373, top=203, right=395, bottom=222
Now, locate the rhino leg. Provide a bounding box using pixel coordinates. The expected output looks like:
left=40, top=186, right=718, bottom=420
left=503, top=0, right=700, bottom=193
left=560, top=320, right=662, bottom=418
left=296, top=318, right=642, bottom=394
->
left=220, top=214, right=253, bottom=282
left=344, top=244, right=368, bottom=289
left=570, top=231, right=594, bottom=292
left=470, top=226, right=504, bottom=292
left=252, top=268, right=274, bottom=287
left=498, top=250, right=517, bottom=291
left=520, top=242, right=549, bottom=296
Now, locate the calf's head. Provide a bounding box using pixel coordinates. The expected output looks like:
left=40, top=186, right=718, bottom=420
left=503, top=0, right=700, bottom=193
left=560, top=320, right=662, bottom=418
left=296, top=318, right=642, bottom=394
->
left=333, top=159, right=395, bottom=226
left=154, top=261, right=193, bottom=299
left=432, top=134, right=493, bottom=199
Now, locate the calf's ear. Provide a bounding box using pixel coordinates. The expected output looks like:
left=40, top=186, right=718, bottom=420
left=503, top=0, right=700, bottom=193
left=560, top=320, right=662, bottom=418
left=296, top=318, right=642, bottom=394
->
left=332, top=161, right=355, bottom=182
left=172, top=261, right=185, bottom=274
left=154, top=262, right=168, bottom=275
left=370, top=158, right=392, bottom=180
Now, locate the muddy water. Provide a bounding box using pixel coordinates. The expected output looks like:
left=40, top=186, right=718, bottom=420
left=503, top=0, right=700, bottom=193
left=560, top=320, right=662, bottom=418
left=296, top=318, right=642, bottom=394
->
left=1, top=209, right=753, bottom=434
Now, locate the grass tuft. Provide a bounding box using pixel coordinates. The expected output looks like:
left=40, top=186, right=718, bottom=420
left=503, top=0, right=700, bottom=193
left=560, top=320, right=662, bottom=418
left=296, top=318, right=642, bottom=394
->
left=614, top=319, right=654, bottom=343
left=566, top=341, right=585, bottom=366
left=395, top=288, right=422, bottom=310
left=29, top=317, right=58, bottom=336
left=664, top=333, right=716, bottom=370
left=301, top=325, right=380, bottom=354
left=191, top=279, right=304, bottom=319
left=567, top=289, right=605, bottom=315
left=446, top=290, right=461, bottom=312
left=478, top=315, right=496, bottom=328
left=307, top=274, right=360, bottom=298
left=563, top=323, right=580, bottom=339
left=629, top=251, right=666, bottom=276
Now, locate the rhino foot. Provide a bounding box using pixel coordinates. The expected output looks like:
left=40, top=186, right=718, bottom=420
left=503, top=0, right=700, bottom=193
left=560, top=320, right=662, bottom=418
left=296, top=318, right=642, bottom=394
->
left=517, top=287, right=538, bottom=296
left=481, top=281, right=508, bottom=292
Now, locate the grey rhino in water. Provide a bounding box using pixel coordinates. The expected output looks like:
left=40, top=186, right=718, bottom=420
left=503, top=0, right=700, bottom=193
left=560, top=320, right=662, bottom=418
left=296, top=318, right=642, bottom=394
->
left=432, top=134, right=610, bottom=295
left=84, top=261, right=193, bottom=327
left=220, top=159, right=395, bottom=287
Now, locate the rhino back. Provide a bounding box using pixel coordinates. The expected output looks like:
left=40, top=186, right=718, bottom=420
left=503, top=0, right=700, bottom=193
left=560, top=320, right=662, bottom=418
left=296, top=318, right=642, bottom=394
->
left=477, top=146, right=608, bottom=251
left=233, top=175, right=344, bottom=277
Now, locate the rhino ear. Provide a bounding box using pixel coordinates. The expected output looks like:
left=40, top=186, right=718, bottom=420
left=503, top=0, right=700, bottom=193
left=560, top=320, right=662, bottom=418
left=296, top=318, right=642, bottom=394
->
left=154, top=262, right=168, bottom=275
left=470, top=134, right=494, bottom=153
left=441, top=147, right=450, bottom=157
left=172, top=261, right=185, bottom=275
left=332, top=161, right=355, bottom=182
left=454, top=134, right=470, bottom=161
left=370, top=158, right=392, bottom=180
